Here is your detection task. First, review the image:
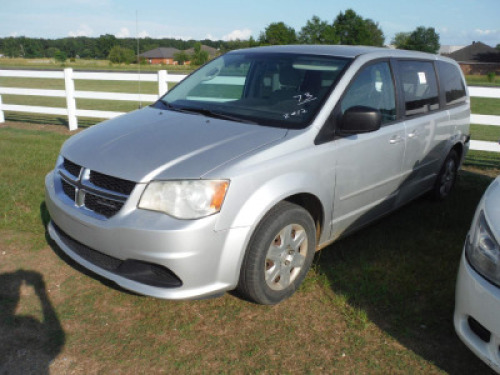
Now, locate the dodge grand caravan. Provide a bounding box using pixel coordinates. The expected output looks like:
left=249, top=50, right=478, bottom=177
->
left=45, top=45, right=470, bottom=304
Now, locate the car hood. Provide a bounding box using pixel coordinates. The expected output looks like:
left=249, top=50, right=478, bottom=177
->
left=61, top=106, right=287, bottom=182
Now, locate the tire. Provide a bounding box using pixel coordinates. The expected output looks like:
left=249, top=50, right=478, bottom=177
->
left=432, top=149, right=459, bottom=200
left=237, top=201, right=316, bottom=305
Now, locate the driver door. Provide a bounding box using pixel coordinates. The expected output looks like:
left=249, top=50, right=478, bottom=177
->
left=330, top=60, right=406, bottom=239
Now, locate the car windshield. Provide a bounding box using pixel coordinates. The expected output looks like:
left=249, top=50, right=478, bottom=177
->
left=155, top=52, right=351, bottom=129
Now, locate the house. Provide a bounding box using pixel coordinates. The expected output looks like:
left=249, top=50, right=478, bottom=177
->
left=444, top=41, right=500, bottom=75
left=438, top=45, right=466, bottom=55
left=184, top=45, right=218, bottom=58
left=139, top=47, right=180, bottom=65
left=139, top=45, right=219, bottom=65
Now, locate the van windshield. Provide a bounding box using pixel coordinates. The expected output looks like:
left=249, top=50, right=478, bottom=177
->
left=156, top=52, right=351, bottom=129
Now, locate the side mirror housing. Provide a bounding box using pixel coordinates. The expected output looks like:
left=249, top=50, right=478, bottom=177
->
left=338, top=106, right=382, bottom=135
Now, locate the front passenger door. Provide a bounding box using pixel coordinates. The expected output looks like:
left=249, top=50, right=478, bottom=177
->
left=330, top=60, right=405, bottom=239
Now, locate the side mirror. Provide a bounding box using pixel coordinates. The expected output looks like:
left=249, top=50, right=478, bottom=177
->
left=338, top=106, right=382, bottom=135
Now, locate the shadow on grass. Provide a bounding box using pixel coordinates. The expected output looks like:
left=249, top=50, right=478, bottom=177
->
left=0, top=270, right=65, bottom=374
left=314, top=171, right=496, bottom=374
left=40, top=202, right=142, bottom=298
left=5, top=113, right=97, bottom=128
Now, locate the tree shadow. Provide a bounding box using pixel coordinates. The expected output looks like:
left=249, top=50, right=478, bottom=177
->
left=0, top=270, right=65, bottom=374
left=314, top=170, right=495, bottom=374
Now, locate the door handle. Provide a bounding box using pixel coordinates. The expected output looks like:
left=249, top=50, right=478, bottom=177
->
left=389, top=135, right=403, bottom=144
left=407, top=130, right=419, bottom=138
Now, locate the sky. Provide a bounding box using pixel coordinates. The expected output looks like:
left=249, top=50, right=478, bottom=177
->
left=1, top=0, right=499, bottom=47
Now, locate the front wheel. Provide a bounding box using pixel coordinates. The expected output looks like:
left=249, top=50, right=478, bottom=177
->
left=432, top=149, right=459, bottom=200
left=237, top=201, right=316, bottom=305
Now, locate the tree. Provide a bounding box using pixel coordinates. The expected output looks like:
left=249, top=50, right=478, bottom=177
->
left=173, top=50, right=189, bottom=65
left=96, top=34, right=117, bottom=59
left=259, top=22, right=297, bottom=45
left=190, top=42, right=209, bottom=65
left=396, top=26, right=440, bottom=53
left=298, top=16, right=337, bottom=44
left=54, top=50, right=67, bottom=64
left=108, top=46, right=135, bottom=64
left=332, top=9, right=384, bottom=46
left=391, top=32, right=410, bottom=48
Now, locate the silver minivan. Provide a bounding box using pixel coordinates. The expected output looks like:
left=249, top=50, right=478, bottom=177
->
left=45, top=45, right=470, bottom=304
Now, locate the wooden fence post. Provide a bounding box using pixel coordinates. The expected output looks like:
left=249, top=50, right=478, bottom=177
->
left=64, top=68, right=78, bottom=130
left=158, top=70, right=168, bottom=96
left=0, top=95, right=5, bottom=123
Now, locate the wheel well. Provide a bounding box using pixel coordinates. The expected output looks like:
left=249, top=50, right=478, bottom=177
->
left=285, top=193, right=324, bottom=243
left=451, top=142, right=463, bottom=163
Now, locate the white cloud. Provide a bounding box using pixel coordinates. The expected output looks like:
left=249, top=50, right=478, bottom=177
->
left=138, top=30, right=150, bottom=38
left=223, top=28, right=252, bottom=41
left=474, top=29, right=498, bottom=36
left=116, top=27, right=130, bottom=38
left=205, top=33, right=217, bottom=41
left=68, top=24, right=93, bottom=37
left=157, top=34, right=193, bottom=41
left=9, top=32, right=19, bottom=37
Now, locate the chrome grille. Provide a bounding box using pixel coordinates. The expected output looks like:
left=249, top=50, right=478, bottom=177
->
left=59, top=158, right=136, bottom=219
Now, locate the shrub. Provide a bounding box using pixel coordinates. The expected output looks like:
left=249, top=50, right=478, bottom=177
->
left=487, top=72, right=496, bottom=83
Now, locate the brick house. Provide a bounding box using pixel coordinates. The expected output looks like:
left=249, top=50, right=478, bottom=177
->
left=139, top=47, right=180, bottom=65
left=444, top=41, right=500, bottom=75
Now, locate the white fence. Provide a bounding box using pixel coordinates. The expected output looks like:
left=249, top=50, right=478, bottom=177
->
left=0, top=68, right=184, bottom=130
left=0, top=68, right=499, bottom=153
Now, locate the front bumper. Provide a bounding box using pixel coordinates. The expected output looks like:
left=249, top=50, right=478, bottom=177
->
left=45, top=171, right=251, bottom=300
left=454, top=249, right=500, bottom=373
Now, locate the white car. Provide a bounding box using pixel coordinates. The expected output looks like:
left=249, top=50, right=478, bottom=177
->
left=455, top=176, right=500, bottom=373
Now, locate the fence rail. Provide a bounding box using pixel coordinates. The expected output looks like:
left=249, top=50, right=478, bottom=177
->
left=0, top=68, right=499, bottom=153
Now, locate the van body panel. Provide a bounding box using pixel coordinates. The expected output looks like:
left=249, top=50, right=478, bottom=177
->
left=44, top=45, right=470, bottom=302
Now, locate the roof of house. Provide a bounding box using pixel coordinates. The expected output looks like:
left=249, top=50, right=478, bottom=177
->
left=445, top=41, right=500, bottom=62
left=184, top=45, right=218, bottom=57
left=139, top=47, right=179, bottom=59
left=439, top=45, right=466, bottom=55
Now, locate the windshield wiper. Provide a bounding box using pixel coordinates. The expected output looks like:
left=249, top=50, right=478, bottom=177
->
left=184, top=107, right=257, bottom=124
left=155, top=100, right=257, bottom=124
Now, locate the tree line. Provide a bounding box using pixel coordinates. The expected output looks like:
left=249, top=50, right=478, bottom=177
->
left=0, top=9, right=444, bottom=62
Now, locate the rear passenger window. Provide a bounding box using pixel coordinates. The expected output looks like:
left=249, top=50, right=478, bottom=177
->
left=437, top=61, right=467, bottom=106
left=340, top=61, right=396, bottom=125
left=399, top=61, right=439, bottom=117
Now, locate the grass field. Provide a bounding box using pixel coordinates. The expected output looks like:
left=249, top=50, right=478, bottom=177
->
left=465, top=74, right=500, bottom=87
left=0, top=122, right=499, bottom=374
left=0, top=57, right=194, bottom=74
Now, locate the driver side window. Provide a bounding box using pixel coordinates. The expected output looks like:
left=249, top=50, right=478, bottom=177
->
left=341, top=61, right=396, bottom=125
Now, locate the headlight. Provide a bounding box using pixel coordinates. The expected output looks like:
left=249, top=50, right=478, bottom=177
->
left=138, top=180, right=229, bottom=219
left=465, top=210, right=500, bottom=287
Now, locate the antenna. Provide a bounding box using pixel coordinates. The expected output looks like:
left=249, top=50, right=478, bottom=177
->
left=136, top=10, right=142, bottom=109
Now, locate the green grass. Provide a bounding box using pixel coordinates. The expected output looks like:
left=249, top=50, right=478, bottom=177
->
left=0, top=123, right=498, bottom=374
left=470, top=97, right=500, bottom=116
left=464, top=149, right=500, bottom=170
left=466, top=74, right=500, bottom=87
left=470, top=124, right=500, bottom=142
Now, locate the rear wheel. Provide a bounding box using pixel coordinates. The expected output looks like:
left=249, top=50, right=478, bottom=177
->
left=432, top=149, right=459, bottom=200
left=237, top=201, right=316, bottom=305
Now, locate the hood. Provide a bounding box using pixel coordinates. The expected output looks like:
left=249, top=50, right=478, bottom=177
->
left=62, top=106, right=287, bottom=182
